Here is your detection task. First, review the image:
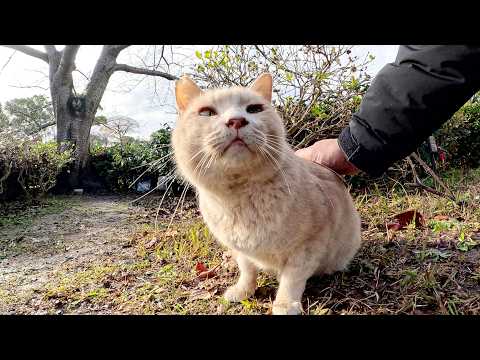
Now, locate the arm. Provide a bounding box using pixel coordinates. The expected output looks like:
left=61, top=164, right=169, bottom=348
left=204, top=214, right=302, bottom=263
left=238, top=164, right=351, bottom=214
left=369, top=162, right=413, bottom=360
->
left=298, top=45, right=480, bottom=176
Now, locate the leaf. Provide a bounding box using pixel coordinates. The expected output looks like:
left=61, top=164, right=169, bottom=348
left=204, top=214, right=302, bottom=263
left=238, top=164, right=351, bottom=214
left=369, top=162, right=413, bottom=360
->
left=195, top=50, right=202, bottom=59
left=195, top=262, right=218, bottom=280
left=195, top=262, right=208, bottom=274
left=389, top=210, right=425, bottom=230
left=433, top=215, right=450, bottom=221
left=386, top=222, right=402, bottom=231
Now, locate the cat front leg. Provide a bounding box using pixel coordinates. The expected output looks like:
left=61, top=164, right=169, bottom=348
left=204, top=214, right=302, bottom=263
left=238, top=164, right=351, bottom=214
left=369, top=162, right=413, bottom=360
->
left=223, top=251, right=258, bottom=302
left=272, top=268, right=312, bottom=315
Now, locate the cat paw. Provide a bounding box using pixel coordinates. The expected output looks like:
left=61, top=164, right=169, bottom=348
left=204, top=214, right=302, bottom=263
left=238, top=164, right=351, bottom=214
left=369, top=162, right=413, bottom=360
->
left=272, top=301, right=303, bottom=315
left=223, top=285, right=255, bottom=303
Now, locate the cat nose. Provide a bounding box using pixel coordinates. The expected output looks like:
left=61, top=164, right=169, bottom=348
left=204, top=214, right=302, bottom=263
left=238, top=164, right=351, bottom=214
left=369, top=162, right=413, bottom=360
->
left=226, top=117, right=249, bottom=129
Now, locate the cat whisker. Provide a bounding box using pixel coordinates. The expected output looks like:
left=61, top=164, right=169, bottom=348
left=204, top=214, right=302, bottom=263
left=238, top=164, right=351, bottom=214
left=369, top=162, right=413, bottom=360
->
left=163, top=180, right=190, bottom=239
left=128, top=151, right=174, bottom=189
left=130, top=170, right=176, bottom=204
left=154, top=173, right=179, bottom=233
left=250, top=127, right=284, bottom=141
left=202, top=151, right=221, bottom=176
left=256, top=143, right=292, bottom=195
left=193, top=151, right=211, bottom=178
left=251, top=134, right=283, bottom=157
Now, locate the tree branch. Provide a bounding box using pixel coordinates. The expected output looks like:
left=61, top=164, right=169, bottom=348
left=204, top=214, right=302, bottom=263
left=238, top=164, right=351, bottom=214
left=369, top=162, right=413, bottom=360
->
left=26, top=120, right=56, bottom=135
left=1, top=45, right=48, bottom=63
left=44, top=45, right=57, bottom=56
left=110, top=45, right=130, bottom=52
left=56, top=45, right=81, bottom=80
left=9, top=84, right=49, bottom=91
left=113, top=64, right=178, bottom=80
left=0, top=50, right=16, bottom=76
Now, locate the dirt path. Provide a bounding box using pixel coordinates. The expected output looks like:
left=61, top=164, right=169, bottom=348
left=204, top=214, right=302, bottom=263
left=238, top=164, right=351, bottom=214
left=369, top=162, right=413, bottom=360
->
left=2, top=175, right=480, bottom=315
left=0, top=195, right=145, bottom=314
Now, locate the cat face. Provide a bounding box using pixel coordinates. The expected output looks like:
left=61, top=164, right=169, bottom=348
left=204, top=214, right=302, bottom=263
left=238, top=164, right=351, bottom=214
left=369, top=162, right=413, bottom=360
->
left=172, top=73, right=287, bottom=185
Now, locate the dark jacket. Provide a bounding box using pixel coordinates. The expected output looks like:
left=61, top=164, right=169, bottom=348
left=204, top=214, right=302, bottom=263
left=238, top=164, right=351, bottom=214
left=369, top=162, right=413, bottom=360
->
left=338, top=45, right=480, bottom=177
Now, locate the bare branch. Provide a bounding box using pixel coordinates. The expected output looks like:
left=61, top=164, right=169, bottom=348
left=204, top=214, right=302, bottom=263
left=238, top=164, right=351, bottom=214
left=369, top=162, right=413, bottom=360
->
left=74, top=69, right=90, bottom=81
left=1, top=45, right=48, bottom=63
left=109, top=45, right=130, bottom=52
left=26, top=120, right=56, bottom=135
left=9, top=84, right=49, bottom=91
left=44, top=45, right=57, bottom=56
left=0, top=50, right=16, bottom=76
left=113, top=64, right=178, bottom=80
left=56, top=45, right=81, bottom=79
left=406, top=156, right=456, bottom=202
left=410, top=152, right=457, bottom=200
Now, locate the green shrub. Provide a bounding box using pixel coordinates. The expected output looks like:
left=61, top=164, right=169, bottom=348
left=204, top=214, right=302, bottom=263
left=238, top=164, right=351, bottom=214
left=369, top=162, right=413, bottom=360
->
left=89, top=127, right=174, bottom=192
left=0, top=131, right=73, bottom=199
left=436, top=96, right=480, bottom=169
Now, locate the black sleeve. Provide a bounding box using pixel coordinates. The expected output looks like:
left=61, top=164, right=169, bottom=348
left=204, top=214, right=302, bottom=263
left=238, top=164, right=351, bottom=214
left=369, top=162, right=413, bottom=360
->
left=338, top=45, right=480, bottom=177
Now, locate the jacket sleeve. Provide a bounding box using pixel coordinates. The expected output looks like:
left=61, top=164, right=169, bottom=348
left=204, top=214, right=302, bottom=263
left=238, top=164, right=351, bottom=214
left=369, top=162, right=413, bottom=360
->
left=338, top=45, right=480, bottom=177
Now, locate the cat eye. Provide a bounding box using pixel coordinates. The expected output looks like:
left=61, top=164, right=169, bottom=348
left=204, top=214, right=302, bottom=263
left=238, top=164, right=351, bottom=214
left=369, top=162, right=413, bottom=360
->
left=246, top=104, right=264, bottom=114
left=198, top=107, right=217, bottom=116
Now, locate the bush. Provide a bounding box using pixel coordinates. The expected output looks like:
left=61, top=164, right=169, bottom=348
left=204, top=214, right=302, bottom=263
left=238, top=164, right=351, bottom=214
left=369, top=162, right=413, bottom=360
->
left=0, top=130, right=73, bottom=199
left=89, top=127, right=175, bottom=193
left=191, top=45, right=372, bottom=149
left=436, top=95, right=480, bottom=169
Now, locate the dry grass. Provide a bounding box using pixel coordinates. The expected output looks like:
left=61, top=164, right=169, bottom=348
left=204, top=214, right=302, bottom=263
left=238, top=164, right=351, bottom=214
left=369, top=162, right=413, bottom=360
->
left=2, top=168, right=480, bottom=315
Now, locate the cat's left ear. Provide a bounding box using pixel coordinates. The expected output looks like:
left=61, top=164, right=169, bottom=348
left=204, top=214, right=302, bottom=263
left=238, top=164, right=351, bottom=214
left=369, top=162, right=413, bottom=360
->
left=249, top=73, right=272, bottom=102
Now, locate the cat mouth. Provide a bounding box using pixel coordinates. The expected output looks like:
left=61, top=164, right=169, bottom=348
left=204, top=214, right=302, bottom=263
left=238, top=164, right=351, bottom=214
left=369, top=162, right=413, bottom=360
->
left=223, top=137, right=251, bottom=153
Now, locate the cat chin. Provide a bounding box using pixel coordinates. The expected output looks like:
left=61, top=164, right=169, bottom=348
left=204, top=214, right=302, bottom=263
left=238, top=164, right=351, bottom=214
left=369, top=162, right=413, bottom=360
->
left=221, top=145, right=255, bottom=162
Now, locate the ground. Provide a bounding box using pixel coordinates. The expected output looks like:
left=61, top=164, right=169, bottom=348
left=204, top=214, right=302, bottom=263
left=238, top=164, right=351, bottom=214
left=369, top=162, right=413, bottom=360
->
left=1, top=168, right=480, bottom=315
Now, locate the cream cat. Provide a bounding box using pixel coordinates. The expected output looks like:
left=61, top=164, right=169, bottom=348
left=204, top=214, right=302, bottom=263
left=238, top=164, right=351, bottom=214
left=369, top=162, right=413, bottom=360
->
left=172, top=73, right=361, bottom=315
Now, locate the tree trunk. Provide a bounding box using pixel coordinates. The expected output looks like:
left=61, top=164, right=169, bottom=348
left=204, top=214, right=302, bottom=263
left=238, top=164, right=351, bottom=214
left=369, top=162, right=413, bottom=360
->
left=1, top=45, right=178, bottom=191
left=52, top=46, right=117, bottom=189
left=49, top=68, right=93, bottom=189
left=55, top=105, right=94, bottom=189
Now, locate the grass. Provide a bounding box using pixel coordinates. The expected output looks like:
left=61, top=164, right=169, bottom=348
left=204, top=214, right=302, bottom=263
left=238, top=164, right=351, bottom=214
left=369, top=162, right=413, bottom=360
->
left=3, top=167, right=480, bottom=314
left=0, top=196, right=71, bottom=228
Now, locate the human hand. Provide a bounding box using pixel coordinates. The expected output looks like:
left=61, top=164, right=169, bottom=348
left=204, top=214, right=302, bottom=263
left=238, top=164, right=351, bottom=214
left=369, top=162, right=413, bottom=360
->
left=295, top=139, right=360, bottom=176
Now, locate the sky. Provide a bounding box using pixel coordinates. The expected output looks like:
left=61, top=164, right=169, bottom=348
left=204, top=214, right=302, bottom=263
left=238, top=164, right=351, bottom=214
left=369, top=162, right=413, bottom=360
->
left=0, top=45, right=399, bottom=138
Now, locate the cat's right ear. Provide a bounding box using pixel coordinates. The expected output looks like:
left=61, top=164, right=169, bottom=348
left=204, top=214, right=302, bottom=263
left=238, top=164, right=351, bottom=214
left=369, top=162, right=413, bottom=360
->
left=175, top=75, right=203, bottom=112
left=249, top=73, right=272, bottom=102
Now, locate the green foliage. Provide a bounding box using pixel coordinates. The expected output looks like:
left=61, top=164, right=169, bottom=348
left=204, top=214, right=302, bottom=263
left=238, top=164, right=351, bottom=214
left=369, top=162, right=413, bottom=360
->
left=0, top=103, right=8, bottom=129
left=94, top=115, right=108, bottom=126
left=89, top=127, right=174, bottom=192
left=0, top=131, right=73, bottom=199
left=191, top=45, right=373, bottom=149
left=3, top=95, right=54, bottom=135
left=436, top=95, right=480, bottom=168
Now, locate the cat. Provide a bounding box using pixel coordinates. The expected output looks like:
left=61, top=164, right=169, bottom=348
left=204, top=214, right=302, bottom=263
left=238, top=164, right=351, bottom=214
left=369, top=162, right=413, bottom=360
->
left=171, top=73, right=361, bottom=315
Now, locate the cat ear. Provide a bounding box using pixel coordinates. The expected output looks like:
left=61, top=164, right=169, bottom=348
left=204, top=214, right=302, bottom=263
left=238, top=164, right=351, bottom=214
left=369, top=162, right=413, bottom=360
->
left=249, top=73, right=272, bottom=102
left=175, top=75, right=203, bottom=112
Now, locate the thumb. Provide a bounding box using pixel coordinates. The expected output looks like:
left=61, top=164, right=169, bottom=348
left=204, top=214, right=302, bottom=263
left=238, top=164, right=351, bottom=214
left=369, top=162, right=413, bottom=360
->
left=295, top=147, right=312, bottom=160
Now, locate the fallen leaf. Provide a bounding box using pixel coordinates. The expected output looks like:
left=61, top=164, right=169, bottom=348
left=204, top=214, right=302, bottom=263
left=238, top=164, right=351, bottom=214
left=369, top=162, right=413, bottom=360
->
left=195, top=262, right=208, bottom=274
left=433, top=215, right=450, bottom=221
left=389, top=210, right=425, bottom=230
left=194, top=262, right=218, bottom=280
left=198, top=268, right=217, bottom=280
left=386, top=222, right=402, bottom=231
